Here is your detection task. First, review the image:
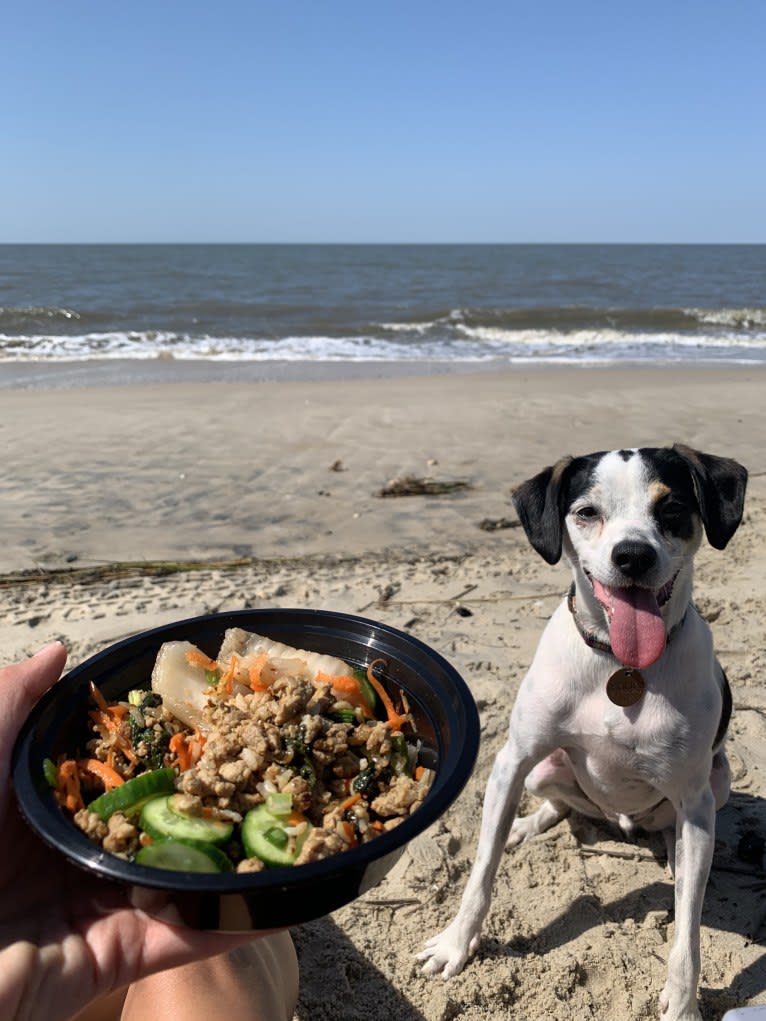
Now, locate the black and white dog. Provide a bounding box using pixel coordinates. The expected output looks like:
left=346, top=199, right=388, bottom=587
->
left=419, top=445, right=748, bottom=1021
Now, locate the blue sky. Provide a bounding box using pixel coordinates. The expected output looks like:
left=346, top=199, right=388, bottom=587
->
left=3, top=2, right=765, bottom=243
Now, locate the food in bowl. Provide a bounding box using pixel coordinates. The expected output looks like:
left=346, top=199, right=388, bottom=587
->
left=48, top=627, right=435, bottom=874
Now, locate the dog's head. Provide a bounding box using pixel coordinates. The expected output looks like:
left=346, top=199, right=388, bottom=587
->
left=512, top=445, right=748, bottom=669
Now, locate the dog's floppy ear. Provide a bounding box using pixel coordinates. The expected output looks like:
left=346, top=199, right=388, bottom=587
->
left=512, top=456, right=574, bottom=564
left=672, top=444, right=748, bottom=550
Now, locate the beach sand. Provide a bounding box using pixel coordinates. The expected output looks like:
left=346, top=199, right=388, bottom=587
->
left=3, top=365, right=766, bottom=1020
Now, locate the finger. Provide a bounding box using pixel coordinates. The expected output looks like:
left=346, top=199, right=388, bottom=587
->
left=0, top=641, right=68, bottom=739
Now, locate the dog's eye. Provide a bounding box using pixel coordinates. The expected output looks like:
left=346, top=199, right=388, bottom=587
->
left=658, top=500, right=690, bottom=531
left=575, top=505, right=600, bottom=521
left=659, top=501, right=687, bottom=523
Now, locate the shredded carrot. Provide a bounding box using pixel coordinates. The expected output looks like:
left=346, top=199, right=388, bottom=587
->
left=139, top=832, right=153, bottom=846
left=169, top=728, right=205, bottom=771
left=315, top=671, right=374, bottom=718
left=188, top=725, right=206, bottom=767
left=169, top=731, right=192, bottom=771
left=248, top=653, right=273, bottom=692
left=218, top=654, right=239, bottom=695
left=366, top=659, right=408, bottom=730
left=338, top=792, right=362, bottom=815
left=288, top=809, right=308, bottom=827
left=89, top=709, right=115, bottom=734
left=78, top=758, right=125, bottom=792
left=88, top=704, right=138, bottom=771
left=370, top=820, right=385, bottom=832
left=414, top=765, right=426, bottom=781
left=55, top=759, right=84, bottom=813
left=88, top=682, right=127, bottom=719
left=341, top=820, right=358, bottom=846
left=88, top=681, right=110, bottom=713
left=320, top=673, right=359, bottom=694
left=185, top=649, right=219, bottom=671
left=89, top=704, right=127, bottom=736
left=121, top=743, right=140, bottom=767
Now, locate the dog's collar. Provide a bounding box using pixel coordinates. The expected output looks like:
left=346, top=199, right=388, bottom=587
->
left=567, top=583, right=688, bottom=658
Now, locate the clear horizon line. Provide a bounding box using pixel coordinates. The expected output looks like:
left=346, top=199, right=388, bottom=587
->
left=1, top=240, right=765, bottom=247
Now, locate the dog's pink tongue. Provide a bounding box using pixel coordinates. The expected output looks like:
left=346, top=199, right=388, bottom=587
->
left=591, top=581, right=666, bottom=669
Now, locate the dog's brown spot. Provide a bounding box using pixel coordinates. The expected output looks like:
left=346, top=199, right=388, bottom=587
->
left=648, top=480, right=671, bottom=507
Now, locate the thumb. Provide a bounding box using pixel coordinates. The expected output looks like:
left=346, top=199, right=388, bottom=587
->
left=1, top=642, right=69, bottom=739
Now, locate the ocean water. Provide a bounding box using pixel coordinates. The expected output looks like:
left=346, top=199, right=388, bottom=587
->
left=1, top=244, right=765, bottom=382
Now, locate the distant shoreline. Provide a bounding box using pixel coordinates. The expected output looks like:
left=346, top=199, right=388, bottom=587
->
left=1, top=357, right=761, bottom=391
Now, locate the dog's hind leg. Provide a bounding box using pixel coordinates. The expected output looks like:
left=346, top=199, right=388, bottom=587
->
left=507, top=798, right=570, bottom=846
left=508, top=749, right=603, bottom=846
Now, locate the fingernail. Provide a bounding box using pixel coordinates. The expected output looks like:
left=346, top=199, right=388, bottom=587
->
left=33, top=640, right=66, bottom=657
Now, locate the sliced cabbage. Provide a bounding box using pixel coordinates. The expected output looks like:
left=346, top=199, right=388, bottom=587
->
left=151, top=630, right=357, bottom=730
left=220, top=628, right=353, bottom=681
left=151, top=640, right=213, bottom=729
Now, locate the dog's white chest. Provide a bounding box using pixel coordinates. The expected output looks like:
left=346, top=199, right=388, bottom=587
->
left=565, top=691, right=686, bottom=813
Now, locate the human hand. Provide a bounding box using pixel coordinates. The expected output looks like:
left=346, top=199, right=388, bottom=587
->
left=0, top=643, right=254, bottom=1021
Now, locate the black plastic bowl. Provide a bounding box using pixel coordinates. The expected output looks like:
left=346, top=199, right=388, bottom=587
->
left=12, top=608, right=480, bottom=931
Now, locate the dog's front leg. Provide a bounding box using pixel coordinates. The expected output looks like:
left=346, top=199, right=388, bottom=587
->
left=418, top=729, right=539, bottom=978
left=659, top=785, right=716, bottom=1021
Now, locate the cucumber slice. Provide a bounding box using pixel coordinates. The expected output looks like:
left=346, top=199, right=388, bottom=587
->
left=135, top=837, right=233, bottom=873
left=140, top=795, right=234, bottom=845
left=87, top=767, right=177, bottom=821
left=244, top=827, right=300, bottom=867
left=241, top=803, right=312, bottom=867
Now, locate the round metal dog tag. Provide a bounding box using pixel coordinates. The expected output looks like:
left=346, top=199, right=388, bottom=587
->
left=606, top=668, right=646, bottom=707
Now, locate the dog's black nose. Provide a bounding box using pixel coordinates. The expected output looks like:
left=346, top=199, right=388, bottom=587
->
left=611, top=540, right=657, bottom=579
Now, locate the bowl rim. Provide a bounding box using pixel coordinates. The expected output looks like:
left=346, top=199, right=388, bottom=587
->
left=12, top=607, right=481, bottom=893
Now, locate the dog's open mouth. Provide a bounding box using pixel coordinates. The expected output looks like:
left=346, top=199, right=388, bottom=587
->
left=587, top=572, right=678, bottom=670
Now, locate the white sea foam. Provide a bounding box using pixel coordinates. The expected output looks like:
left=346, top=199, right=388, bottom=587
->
left=2, top=324, right=766, bottom=365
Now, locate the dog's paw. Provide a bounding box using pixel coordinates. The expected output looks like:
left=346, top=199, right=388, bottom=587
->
left=507, top=814, right=539, bottom=847
left=416, top=922, right=480, bottom=979
left=658, top=983, right=701, bottom=1021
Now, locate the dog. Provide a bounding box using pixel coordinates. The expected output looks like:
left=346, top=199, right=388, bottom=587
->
left=418, top=444, right=748, bottom=1021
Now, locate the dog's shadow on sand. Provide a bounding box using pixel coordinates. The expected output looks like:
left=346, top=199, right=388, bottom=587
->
left=292, top=915, right=428, bottom=1021
left=480, top=791, right=766, bottom=1018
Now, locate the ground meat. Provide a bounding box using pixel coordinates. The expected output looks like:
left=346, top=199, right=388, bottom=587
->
left=236, top=856, right=266, bottom=874
left=300, top=713, right=325, bottom=744
left=363, top=721, right=392, bottom=758
left=171, top=793, right=204, bottom=816
left=179, top=765, right=236, bottom=800
left=102, top=812, right=140, bottom=855
left=294, top=826, right=348, bottom=865
left=311, top=722, right=353, bottom=766
left=280, top=774, right=313, bottom=811
left=74, top=808, right=108, bottom=842
left=306, top=683, right=335, bottom=715
left=218, top=759, right=253, bottom=785
left=239, top=724, right=270, bottom=764
left=371, top=775, right=423, bottom=818
left=271, top=680, right=313, bottom=725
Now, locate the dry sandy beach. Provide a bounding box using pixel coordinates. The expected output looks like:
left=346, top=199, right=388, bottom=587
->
left=3, top=364, right=766, bottom=1020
